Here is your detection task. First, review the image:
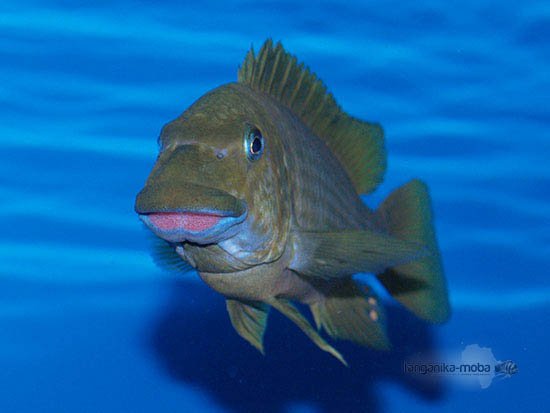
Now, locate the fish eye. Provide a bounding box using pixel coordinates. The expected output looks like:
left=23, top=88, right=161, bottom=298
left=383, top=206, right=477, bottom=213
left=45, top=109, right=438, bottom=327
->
left=244, top=126, right=264, bottom=161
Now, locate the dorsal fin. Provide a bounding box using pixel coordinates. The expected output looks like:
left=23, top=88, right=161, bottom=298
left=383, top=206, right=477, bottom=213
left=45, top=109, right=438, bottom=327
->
left=238, top=39, right=386, bottom=194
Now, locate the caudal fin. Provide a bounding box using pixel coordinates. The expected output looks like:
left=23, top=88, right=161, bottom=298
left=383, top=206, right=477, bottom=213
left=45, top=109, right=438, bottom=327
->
left=376, top=179, right=450, bottom=323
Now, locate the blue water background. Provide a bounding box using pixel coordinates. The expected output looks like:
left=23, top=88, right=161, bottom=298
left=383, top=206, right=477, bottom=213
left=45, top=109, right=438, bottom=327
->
left=1, top=1, right=549, bottom=412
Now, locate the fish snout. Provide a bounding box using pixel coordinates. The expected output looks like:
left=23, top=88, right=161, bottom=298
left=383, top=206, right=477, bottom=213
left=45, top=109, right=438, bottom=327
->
left=135, top=181, right=247, bottom=243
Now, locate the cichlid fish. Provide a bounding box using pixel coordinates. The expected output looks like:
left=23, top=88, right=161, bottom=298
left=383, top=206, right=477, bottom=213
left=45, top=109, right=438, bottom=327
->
left=135, top=39, right=450, bottom=365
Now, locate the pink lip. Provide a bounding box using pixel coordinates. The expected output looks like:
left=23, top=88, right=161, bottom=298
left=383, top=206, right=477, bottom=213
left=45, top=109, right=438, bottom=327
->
left=147, top=212, right=222, bottom=232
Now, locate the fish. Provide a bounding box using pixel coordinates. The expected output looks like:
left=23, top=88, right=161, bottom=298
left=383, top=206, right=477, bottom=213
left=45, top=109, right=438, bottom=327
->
left=134, top=39, right=451, bottom=365
left=495, top=360, right=518, bottom=377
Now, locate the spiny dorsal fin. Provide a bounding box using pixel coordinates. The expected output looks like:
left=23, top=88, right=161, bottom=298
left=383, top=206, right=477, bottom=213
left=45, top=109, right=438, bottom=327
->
left=238, top=39, right=386, bottom=194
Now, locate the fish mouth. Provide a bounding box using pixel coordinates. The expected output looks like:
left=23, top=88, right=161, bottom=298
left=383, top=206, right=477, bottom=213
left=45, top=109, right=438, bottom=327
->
left=139, top=210, right=247, bottom=243
left=135, top=181, right=247, bottom=244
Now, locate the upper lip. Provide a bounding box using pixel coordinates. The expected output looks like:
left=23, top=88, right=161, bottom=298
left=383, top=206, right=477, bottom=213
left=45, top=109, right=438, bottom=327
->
left=138, top=209, right=238, bottom=217
left=134, top=181, right=246, bottom=218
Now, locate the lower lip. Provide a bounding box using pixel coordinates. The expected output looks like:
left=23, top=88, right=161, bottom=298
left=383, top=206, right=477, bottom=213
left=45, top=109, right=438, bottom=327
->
left=147, top=212, right=223, bottom=232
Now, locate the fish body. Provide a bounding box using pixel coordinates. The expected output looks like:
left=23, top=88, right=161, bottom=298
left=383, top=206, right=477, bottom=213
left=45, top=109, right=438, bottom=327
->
left=135, top=40, right=450, bottom=364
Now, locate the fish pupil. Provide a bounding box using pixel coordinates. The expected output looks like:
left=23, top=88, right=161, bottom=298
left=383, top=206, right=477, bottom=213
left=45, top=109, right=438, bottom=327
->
left=251, top=136, right=262, bottom=154
left=244, top=125, right=263, bottom=161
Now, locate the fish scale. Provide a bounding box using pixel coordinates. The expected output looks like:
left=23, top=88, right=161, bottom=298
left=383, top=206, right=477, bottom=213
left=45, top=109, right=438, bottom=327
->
left=288, top=130, right=373, bottom=231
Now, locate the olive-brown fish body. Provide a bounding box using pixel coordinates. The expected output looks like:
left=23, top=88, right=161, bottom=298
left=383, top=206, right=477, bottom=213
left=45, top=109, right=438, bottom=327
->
left=173, top=82, right=377, bottom=303
left=135, top=40, right=450, bottom=364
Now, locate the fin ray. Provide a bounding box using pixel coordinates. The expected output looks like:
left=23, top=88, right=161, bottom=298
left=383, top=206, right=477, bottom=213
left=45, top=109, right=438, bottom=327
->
left=226, top=299, right=269, bottom=354
left=310, top=279, right=389, bottom=350
left=268, top=297, right=347, bottom=366
left=145, top=227, right=194, bottom=274
left=291, top=229, right=429, bottom=279
left=238, top=39, right=386, bottom=194
left=376, top=179, right=451, bottom=323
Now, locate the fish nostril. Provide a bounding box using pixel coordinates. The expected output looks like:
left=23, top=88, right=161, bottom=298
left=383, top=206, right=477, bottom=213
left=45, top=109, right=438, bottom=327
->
left=216, top=149, right=228, bottom=159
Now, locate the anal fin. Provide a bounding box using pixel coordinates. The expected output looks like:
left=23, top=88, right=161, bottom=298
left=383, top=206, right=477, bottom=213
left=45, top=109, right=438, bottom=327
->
left=226, top=299, right=269, bottom=354
left=310, top=278, right=389, bottom=350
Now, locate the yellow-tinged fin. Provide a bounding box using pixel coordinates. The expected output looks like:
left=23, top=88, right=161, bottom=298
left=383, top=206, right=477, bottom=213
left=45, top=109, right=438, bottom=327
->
left=291, top=229, right=429, bottom=279
left=310, top=278, right=389, bottom=350
left=376, top=179, right=451, bottom=323
left=268, top=297, right=347, bottom=366
left=226, top=299, right=269, bottom=354
left=238, top=39, right=386, bottom=194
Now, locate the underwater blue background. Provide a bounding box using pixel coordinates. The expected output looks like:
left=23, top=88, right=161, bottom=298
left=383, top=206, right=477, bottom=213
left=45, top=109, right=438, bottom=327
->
left=1, top=1, right=549, bottom=412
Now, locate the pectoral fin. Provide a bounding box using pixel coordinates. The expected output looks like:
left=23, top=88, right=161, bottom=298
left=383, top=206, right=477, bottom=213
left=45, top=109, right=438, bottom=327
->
left=226, top=299, right=269, bottom=354
left=291, top=229, right=428, bottom=279
left=145, top=226, right=194, bottom=274
left=268, top=297, right=347, bottom=366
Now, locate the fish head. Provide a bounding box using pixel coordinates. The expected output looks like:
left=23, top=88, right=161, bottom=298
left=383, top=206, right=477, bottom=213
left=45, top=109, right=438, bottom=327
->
left=135, top=83, right=291, bottom=257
